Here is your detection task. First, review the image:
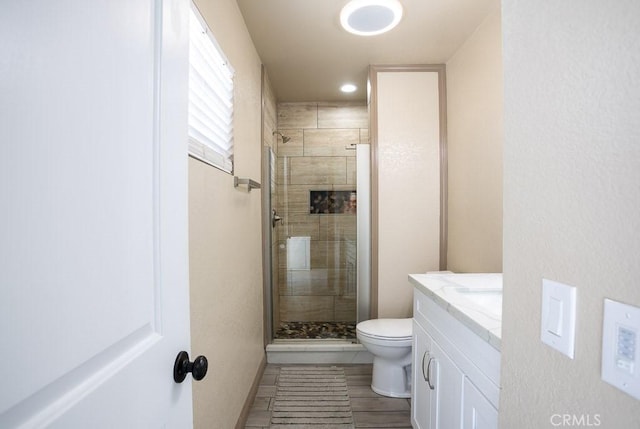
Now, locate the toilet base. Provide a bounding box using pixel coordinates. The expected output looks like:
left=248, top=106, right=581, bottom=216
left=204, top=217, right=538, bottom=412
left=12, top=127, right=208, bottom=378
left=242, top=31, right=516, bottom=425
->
left=371, top=357, right=411, bottom=398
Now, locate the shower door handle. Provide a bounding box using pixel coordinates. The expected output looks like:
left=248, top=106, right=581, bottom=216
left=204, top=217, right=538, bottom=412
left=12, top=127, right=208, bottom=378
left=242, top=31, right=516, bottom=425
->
left=272, top=209, right=282, bottom=228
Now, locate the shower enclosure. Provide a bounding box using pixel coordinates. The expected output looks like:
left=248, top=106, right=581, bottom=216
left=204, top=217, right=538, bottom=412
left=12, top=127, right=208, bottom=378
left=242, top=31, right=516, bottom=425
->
left=262, top=102, right=370, bottom=342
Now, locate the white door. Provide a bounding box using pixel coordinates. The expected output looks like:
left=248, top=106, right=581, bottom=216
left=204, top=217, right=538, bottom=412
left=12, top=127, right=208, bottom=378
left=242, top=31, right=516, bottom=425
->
left=0, top=0, right=194, bottom=427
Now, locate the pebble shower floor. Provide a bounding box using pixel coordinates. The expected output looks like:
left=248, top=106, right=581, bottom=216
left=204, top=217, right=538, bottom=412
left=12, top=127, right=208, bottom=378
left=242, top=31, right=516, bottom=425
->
left=274, top=321, right=357, bottom=340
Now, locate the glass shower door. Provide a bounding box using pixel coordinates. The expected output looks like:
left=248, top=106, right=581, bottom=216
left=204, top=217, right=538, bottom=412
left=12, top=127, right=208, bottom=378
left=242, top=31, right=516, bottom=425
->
left=269, top=145, right=370, bottom=342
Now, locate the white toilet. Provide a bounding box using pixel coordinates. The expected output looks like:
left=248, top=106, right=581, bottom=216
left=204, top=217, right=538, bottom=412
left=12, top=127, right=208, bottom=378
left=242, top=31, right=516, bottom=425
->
left=356, top=318, right=413, bottom=398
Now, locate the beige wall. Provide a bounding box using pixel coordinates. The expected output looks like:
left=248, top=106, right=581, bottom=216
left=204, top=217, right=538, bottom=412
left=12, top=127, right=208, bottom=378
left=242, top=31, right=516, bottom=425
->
left=275, top=102, right=367, bottom=323
left=501, top=1, right=640, bottom=427
left=375, top=70, right=442, bottom=318
left=189, top=0, right=264, bottom=427
left=446, top=9, right=503, bottom=273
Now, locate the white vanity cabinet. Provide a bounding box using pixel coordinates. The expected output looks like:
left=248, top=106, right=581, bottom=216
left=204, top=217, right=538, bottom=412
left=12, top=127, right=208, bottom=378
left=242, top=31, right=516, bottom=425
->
left=411, top=284, right=501, bottom=429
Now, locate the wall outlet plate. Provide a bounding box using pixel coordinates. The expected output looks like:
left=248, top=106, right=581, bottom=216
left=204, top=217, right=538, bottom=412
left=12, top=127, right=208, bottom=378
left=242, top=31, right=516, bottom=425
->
left=602, top=299, right=640, bottom=400
left=541, top=279, right=577, bottom=359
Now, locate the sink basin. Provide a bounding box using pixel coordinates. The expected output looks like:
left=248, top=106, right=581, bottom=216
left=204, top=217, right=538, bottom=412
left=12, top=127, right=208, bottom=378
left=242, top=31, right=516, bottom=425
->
left=452, top=288, right=502, bottom=318
left=438, top=274, right=503, bottom=319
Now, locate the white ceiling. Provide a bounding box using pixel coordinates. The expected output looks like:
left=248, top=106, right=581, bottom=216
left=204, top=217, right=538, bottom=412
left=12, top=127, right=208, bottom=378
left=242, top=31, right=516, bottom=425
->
left=236, top=0, right=499, bottom=102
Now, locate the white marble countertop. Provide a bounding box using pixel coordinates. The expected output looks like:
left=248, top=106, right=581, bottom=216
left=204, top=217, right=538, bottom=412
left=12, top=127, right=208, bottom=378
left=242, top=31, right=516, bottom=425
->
left=409, top=272, right=503, bottom=351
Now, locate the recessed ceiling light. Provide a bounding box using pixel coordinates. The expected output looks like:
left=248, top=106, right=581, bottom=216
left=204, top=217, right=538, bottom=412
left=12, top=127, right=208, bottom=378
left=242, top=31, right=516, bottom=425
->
left=341, top=83, right=358, bottom=93
left=340, top=0, right=403, bottom=37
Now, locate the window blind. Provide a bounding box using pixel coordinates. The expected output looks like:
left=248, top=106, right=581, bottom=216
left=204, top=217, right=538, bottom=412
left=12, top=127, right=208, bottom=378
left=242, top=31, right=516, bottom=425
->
left=188, top=6, right=235, bottom=173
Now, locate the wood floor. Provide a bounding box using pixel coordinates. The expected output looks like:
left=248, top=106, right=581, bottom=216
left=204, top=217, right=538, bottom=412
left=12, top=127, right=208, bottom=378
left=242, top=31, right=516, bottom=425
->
left=244, top=364, right=412, bottom=428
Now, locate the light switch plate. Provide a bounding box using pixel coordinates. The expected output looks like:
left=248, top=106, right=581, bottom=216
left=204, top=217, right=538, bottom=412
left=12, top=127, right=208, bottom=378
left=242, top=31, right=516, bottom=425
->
left=602, top=299, right=640, bottom=400
left=541, top=279, right=577, bottom=359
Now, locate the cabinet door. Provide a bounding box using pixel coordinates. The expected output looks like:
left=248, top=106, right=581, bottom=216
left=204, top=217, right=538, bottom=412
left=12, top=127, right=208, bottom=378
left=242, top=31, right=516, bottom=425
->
left=431, top=340, right=465, bottom=429
left=413, top=320, right=466, bottom=429
left=412, top=321, right=435, bottom=428
left=463, top=378, right=498, bottom=429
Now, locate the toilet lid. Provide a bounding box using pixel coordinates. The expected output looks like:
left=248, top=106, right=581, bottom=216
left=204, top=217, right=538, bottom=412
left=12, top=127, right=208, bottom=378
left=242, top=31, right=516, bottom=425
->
left=357, top=318, right=412, bottom=340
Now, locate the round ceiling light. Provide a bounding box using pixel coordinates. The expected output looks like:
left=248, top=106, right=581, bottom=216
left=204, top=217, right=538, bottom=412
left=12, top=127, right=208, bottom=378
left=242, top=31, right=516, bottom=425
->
left=340, top=0, right=403, bottom=36
left=340, top=83, right=358, bottom=93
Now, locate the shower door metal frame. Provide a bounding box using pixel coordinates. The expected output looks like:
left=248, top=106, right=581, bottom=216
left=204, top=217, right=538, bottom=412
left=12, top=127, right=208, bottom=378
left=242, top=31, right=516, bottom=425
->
left=261, top=145, right=275, bottom=345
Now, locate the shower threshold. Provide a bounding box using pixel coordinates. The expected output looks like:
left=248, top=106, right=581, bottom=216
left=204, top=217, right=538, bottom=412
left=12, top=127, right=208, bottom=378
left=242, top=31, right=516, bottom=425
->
left=266, top=341, right=372, bottom=364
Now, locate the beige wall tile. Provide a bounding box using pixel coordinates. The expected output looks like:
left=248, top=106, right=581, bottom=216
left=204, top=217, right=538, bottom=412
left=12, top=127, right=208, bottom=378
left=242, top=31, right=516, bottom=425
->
left=303, top=129, right=358, bottom=157
left=345, top=239, right=356, bottom=259
left=276, top=185, right=310, bottom=214
left=277, top=239, right=340, bottom=269
left=276, top=157, right=288, bottom=185
left=346, top=157, right=357, bottom=185
left=278, top=273, right=289, bottom=296
left=277, top=102, right=317, bottom=128
left=328, top=184, right=360, bottom=191
left=359, top=128, right=370, bottom=144
left=279, top=296, right=334, bottom=321
left=317, top=102, right=368, bottom=129
left=279, top=268, right=347, bottom=296
left=278, top=240, right=349, bottom=270
left=276, top=213, right=320, bottom=240
left=319, top=215, right=357, bottom=241
left=310, top=240, right=350, bottom=269
left=334, top=296, right=357, bottom=321
left=290, top=157, right=347, bottom=185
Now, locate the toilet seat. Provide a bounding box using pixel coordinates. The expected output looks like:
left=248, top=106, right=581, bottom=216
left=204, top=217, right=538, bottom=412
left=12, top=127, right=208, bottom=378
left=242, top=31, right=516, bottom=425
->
left=356, top=318, right=412, bottom=341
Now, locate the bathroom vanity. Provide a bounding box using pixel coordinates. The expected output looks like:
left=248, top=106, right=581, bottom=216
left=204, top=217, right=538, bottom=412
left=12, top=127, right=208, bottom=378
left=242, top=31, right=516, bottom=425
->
left=409, top=273, right=502, bottom=429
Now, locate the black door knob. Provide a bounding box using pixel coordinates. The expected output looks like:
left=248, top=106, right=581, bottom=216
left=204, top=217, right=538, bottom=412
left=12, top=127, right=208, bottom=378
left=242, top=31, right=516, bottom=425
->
left=173, top=351, right=208, bottom=383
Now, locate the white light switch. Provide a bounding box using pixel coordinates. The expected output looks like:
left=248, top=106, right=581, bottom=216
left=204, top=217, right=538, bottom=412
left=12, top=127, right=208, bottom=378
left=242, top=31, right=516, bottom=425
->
left=547, top=297, right=564, bottom=336
left=541, top=279, right=576, bottom=359
left=602, top=299, right=640, bottom=400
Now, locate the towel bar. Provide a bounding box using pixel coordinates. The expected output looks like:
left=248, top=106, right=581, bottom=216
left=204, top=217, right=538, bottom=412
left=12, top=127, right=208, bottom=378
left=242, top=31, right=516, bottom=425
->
left=234, top=176, right=261, bottom=192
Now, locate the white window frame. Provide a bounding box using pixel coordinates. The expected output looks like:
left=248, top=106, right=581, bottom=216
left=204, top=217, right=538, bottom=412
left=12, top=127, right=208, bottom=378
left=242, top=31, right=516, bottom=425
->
left=188, top=4, right=235, bottom=173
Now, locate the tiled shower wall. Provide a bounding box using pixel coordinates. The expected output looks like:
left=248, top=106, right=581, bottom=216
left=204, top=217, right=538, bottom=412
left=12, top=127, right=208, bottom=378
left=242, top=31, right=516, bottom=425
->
left=276, top=102, right=368, bottom=322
